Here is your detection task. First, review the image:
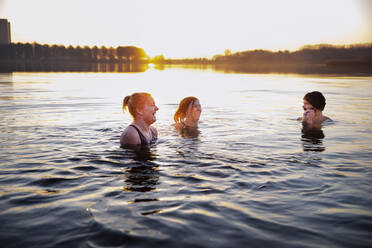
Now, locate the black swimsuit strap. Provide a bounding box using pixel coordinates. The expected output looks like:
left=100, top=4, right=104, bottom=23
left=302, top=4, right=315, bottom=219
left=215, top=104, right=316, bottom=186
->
left=150, top=127, right=157, bottom=141
left=130, top=125, right=156, bottom=146
left=130, top=125, right=149, bottom=146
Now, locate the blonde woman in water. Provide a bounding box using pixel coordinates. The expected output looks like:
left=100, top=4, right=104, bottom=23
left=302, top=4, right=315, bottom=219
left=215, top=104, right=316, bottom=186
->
left=120, top=92, right=159, bottom=148
left=173, top=96, right=202, bottom=137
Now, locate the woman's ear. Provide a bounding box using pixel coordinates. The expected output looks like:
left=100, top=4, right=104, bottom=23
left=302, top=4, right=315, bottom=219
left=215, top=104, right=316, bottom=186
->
left=135, top=106, right=143, bottom=116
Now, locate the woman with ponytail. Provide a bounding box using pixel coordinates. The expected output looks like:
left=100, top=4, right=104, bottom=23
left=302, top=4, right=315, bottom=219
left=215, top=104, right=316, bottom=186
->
left=120, top=92, right=159, bottom=148
left=173, top=96, right=202, bottom=137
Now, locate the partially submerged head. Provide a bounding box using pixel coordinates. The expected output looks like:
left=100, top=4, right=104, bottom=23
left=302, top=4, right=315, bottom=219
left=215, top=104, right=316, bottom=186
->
left=301, top=91, right=330, bottom=129
left=303, top=91, right=326, bottom=112
left=123, top=92, right=158, bottom=125
left=174, top=96, right=201, bottom=123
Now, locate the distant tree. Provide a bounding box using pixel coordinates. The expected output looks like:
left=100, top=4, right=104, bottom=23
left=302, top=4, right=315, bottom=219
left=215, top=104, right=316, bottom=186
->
left=108, top=46, right=116, bottom=61
left=66, top=45, right=74, bottom=58
left=23, top=43, right=33, bottom=59
left=117, top=46, right=147, bottom=62
left=97, top=46, right=105, bottom=61
left=82, top=45, right=91, bottom=60
left=75, top=46, right=83, bottom=60
left=92, top=46, right=99, bottom=60
left=152, top=55, right=165, bottom=64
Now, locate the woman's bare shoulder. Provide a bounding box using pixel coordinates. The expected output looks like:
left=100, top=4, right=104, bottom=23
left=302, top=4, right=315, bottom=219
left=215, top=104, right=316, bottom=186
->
left=323, top=116, right=334, bottom=125
left=120, top=126, right=140, bottom=145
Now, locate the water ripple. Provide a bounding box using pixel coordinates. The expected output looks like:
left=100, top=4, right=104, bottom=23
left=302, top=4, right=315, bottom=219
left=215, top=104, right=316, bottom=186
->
left=1, top=73, right=372, bottom=247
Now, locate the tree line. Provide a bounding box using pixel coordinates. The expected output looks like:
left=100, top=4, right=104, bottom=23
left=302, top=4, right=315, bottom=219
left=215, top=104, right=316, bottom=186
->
left=0, top=42, right=371, bottom=73
left=0, top=42, right=148, bottom=63
left=162, top=43, right=372, bottom=66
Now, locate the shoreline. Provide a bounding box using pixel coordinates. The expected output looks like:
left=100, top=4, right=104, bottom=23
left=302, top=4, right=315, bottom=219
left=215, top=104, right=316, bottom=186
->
left=1, top=60, right=371, bottom=75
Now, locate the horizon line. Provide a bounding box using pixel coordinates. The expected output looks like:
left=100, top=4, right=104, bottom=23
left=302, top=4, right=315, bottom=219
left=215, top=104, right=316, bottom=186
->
left=5, top=40, right=372, bottom=60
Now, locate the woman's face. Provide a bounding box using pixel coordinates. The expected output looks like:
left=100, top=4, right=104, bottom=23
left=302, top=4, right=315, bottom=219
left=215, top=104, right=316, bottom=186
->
left=140, top=97, right=159, bottom=124
left=190, top=99, right=202, bottom=120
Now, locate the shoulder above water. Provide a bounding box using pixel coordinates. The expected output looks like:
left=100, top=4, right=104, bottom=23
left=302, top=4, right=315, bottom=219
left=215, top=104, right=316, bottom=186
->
left=296, top=116, right=333, bottom=123
left=120, top=125, right=141, bottom=146
left=322, top=117, right=334, bottom=125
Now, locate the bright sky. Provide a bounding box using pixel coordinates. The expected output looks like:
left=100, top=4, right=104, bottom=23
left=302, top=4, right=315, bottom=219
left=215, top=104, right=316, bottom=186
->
left=0, top=0, right=371, bottom=58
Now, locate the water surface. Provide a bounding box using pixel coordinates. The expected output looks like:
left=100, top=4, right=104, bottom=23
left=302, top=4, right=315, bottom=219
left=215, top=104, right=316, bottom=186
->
left=0, top=69, right=371, bottom=247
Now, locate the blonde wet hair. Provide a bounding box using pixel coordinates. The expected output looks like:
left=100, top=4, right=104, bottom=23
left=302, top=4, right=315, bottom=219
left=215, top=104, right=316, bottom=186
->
left=174, top=96, right=199, bottom=123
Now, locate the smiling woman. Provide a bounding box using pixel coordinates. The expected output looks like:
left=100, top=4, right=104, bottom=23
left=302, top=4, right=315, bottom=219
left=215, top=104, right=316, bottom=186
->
left=120, top=92, right=159, bottom=148
left=0, top=0, right=370, bottom=58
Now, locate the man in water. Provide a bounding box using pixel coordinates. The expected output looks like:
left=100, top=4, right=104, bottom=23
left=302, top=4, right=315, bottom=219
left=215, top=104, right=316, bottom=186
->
left=301, top=91, right=331, bottom=130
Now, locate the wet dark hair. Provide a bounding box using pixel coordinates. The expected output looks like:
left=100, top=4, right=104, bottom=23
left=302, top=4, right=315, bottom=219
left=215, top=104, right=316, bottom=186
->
left=303, top=91, right=326, bottom=111
left=174, top=96, right=199, bottom=123
left=123, top=92, right=152, bottom=118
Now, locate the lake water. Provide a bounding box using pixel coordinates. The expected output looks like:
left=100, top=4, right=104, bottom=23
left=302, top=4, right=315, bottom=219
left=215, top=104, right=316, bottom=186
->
left=0, top=68, right=371, bottom=248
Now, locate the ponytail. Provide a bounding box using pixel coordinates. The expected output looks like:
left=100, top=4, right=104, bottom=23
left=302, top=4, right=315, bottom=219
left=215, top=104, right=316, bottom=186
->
left=123, top=95, right=130, bottom=113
